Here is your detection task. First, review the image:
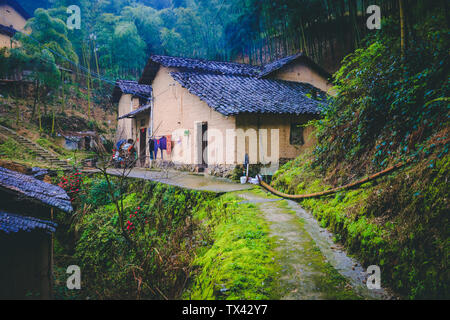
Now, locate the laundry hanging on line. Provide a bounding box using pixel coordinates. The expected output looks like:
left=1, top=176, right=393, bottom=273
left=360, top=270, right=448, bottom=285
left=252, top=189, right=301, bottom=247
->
left=149, top=136, right=172, bottom=160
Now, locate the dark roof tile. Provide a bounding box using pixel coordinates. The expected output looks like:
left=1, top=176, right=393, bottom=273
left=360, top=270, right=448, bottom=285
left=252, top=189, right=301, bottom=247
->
left=0, top=167, right=72, bottom=213
left=0, top=24, right=16, bottom=37
left=171, top=71, right=327, bottom=116
left=117, top=80, right=152, bottom=97
left=151, top=55, right=262, bottom=77
left=0, top=0, right=31, bottom=20
left=112, top=80, right=152, bottom=103
left=0, top=212, right=57, bottom=234
left=259, top=53, right=332, bottom=80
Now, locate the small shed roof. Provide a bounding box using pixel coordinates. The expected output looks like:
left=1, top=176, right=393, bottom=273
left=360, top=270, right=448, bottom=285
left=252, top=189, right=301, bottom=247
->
left=0, top=24, right=16, bottom=37
left=0, top=167, right=72, bottom=213
left=118, top=104, right=151, bottom=120
left=0, top=212, right=57, bottom=234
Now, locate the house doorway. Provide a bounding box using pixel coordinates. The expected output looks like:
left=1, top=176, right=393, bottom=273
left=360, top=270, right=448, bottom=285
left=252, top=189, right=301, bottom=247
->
left=202, top=122, right=208, bottom=167
left=139, top=128, right=147, bottom=167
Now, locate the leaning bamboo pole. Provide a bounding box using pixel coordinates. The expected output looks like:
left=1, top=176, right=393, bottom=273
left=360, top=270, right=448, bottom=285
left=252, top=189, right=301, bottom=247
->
left=258, top=160, right=410, bottom=200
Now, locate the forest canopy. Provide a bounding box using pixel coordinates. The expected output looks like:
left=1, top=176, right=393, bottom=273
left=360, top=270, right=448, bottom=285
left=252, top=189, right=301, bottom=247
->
left=11, top=0, right=446, bottom=81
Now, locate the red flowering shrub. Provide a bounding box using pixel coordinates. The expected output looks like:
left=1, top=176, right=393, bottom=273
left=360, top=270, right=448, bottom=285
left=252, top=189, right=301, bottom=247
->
left=58, top=170, right=84, bottom=202
left=126, top=206, right=149, bottom=234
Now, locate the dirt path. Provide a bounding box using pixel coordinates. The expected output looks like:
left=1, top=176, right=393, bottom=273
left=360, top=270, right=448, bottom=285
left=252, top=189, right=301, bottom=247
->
left=236, top=190, right=392, bottom=300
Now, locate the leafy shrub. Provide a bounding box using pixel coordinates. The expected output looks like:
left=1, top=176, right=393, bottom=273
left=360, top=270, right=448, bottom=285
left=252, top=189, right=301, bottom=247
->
left=313, top=17, right=449, bottom=178
left=58, top=169, right=84, bottom=202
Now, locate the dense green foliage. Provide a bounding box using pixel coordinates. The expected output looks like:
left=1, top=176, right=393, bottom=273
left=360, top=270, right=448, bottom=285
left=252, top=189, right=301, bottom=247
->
left=18, top=0, right=446, bottom=71
left=270, top=8, right=449, bottom=299
left=272, top=153, right=449, bottom=299
left=53, top=176, right=278, bottom=300
left=313, top=15, right=449, bottom=179
left=64, top=179, right=214, bottom=299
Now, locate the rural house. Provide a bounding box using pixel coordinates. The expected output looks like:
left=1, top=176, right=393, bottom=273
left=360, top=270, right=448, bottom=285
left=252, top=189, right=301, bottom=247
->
left=0, top=0, right=30, bottom=49
left=0, top=167, right=72, bottom=299
left=115, top=53, right=332, bottom=175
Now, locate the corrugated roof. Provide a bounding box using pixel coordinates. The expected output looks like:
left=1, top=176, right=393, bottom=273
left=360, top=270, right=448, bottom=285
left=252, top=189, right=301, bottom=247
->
left=0, top=212, right=57, bottom=234
left=171, top=71, right=327, bottom=116
left=118, top=104, right=151, bottom=120
left=0, top=167, right=72, bottom=213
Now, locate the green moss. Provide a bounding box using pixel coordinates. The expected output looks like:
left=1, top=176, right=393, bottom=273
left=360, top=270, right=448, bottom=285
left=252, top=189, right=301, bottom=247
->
left=271, top=151, right=449, bottom=299
left=185, top=194, right=278, bottom=300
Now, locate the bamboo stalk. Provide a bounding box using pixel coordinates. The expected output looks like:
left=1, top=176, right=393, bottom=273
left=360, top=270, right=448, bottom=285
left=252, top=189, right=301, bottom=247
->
left=399, top=0, right=407, bottom=57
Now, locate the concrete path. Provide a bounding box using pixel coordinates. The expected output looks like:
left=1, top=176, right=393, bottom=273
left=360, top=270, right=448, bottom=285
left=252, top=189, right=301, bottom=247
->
left=85, top=168, right=254, bottom=193
left=236, top=190, right=393, bottom=300
left=84, top=166, right=394, bottom=299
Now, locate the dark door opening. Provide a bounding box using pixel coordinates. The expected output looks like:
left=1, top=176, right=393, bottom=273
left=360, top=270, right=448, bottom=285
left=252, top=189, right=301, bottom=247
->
left=84, top=136, right=91, bottom=151
left=202, top=122, right=208, bottom=167
left=140, top=128, right=147, bottom=167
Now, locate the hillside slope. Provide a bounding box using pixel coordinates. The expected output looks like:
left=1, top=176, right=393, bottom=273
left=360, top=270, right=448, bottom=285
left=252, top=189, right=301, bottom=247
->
left=0, top=83, right=117, bottom=169
left=271, top=16, right=449, bottom=299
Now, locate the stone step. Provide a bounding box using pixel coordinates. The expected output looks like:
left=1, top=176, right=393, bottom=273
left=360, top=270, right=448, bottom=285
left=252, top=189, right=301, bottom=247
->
left=0, top=124, right=70, bottom=169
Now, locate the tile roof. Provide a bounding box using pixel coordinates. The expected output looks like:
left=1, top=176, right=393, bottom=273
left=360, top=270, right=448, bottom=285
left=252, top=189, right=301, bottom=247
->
left=112, top=80, right=152, bottom=103
left=117, top=80, right=152, bottom=96
left=259, top=53, right=304, bottom=77
left=150, top=55, right=262, bottom=77
left=118, top=103, right=151, bottom=120
left=259, top=53, right=332, bottom=80
left=0, top=167, right=72, bottom=213
left=0, top=212, right=57, bottom=234
left=0, top=24, right=16, bottom=37
left=171, top=71, right=327, bottom=116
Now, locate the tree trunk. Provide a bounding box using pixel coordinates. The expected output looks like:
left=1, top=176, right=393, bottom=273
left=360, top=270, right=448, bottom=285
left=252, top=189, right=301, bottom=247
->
left=399, top=0, right=407, bottom=58
left=31, top=80, right=39, bottom=120
left=61, top=71, right=65, bottom=114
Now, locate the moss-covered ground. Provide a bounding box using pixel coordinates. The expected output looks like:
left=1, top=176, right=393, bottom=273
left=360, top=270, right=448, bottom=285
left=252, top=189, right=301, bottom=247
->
left=271, top=152, right=449, bottom=299
left=185, top=189, right=365, bottom=300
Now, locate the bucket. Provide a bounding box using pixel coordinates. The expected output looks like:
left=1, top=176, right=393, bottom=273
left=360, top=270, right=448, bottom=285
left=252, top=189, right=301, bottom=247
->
left=240, top=176, right=247, bottom=184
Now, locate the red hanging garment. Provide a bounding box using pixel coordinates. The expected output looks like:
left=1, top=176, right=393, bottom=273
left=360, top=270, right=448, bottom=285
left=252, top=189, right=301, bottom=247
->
left=166, top=135, right=172, bottom=155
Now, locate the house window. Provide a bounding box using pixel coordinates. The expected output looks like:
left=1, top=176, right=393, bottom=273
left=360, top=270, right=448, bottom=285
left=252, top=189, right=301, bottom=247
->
left=290, top=123, right=304, bottom=145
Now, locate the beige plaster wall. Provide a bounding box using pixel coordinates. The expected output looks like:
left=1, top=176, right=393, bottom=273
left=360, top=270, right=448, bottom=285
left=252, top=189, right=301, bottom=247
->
left=117, top=94, right=140, bottom=141
left=150, top=67, right=236, bottom=166
left=0, top=4, right=27, bottom=49
left=235, top=113, right=317, bottom=164
left=269, top=60, right=335, bottom=95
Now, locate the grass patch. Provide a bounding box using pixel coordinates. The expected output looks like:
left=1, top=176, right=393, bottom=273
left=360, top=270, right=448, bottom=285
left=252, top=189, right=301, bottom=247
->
left=271, top=152, right=449, bottom=299
left=184, top=194, right=278, bottom=300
